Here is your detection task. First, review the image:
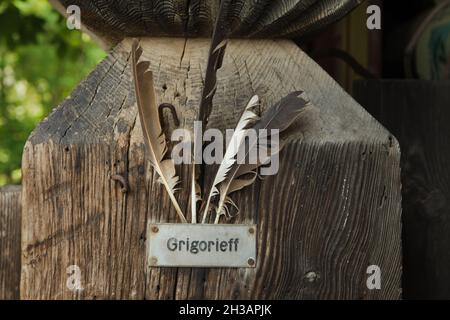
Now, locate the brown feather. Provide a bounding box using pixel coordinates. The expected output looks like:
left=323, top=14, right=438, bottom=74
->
left=194, top=0, right=236, bottom=223
left=131, top=39, right=187, bottom=223
left=197, top=0, right=234, bottom=128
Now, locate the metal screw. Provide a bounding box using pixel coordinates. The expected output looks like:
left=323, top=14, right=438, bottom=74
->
left=150, top=257, right=158, bottom=265
left=248, top=258, right=255, bottom=267
left=249, top=227, right=255, bottom=234
left=151, top=226, right=159, bottom=233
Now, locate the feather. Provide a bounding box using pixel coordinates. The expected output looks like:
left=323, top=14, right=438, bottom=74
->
left=214, top=172, right=257, bottom=223
left=201, top=95, right=260, bottom=223
left=197, top=0, right=233, bottom=128
left=131, top=40, right=187, bottom=223
left=192, top=1, right=235, bottom=223
left=211, top=91, right=310, bottom=223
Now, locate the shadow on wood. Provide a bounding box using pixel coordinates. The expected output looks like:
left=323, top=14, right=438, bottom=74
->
left=20, top=39, right=402, bottom=300
left=354, top=80, right=450, bottom=300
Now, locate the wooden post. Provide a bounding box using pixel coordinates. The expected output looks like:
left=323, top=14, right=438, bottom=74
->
left=0, top=185, right=21, bottom=300
left=354, top=80, right=450, bottom=300
left=21, top=38, right=402, bottom=300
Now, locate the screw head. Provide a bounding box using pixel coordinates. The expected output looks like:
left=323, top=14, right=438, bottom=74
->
left=249, top=227, right=255, bottom=234
left=248, top=258, right=255, bottom=266
left=151, top=226, right=159, bottom=233
left=150, top=257, right=158, bottom=265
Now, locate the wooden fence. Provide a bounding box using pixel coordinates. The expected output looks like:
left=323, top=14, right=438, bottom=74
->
left=0, top=186, right=21, bottom=300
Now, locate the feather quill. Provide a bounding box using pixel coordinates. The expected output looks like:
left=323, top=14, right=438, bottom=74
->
left=190, top=171, right=202, bottom=223
left=131, top=40, right=187, bottom=223
left=201, top=95, right=260, bottom=223
left=210, top=91, right=310, bottom=223
left=190, top=128, right=202, bottom=223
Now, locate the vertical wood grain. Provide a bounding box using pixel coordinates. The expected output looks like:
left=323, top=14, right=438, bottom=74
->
left=0, top=185, right=21, bottom=300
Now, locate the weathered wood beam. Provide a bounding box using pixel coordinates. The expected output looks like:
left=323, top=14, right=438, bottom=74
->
left=354, top=80, right=450, bottom=300
left=21, top=38, right=401, bottom=299
left=0, top=185, right=21, bottom=300
left=49, top=0, right=363, bottom=48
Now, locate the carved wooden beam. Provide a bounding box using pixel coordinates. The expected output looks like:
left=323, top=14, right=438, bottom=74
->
left=50, top=0, right=363, bottom=48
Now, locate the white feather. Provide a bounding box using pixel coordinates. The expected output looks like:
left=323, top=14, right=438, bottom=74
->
left=201, top=95, right=259, bottom=223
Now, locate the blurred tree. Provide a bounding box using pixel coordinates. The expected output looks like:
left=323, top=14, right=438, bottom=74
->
left=0, top=0, right=105, bottom=185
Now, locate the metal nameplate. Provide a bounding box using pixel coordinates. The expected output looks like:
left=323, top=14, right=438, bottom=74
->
left=147, top=223, right=257, bottom=268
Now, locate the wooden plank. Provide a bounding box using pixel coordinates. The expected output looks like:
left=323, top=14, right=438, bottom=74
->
left=0, top=185, right=21, bottom=300
left=21, top=38, right=402, bottom=299
left=354, top=80, right=450, bottom=300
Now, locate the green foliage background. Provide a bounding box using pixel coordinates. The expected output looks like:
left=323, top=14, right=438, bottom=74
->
left=0, top=0, right=105, bottom=186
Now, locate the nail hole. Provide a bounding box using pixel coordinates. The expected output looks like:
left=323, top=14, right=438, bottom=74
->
left=305, top=271, right=319, bottom=283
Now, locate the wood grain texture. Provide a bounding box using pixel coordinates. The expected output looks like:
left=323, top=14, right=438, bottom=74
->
left=354, top=80, right=450, bottom=300
left=0, top=185, right=21, bottom=300
left=21, top=38, right=401, bottom=300
left=49, top=0, right=363, bottom=48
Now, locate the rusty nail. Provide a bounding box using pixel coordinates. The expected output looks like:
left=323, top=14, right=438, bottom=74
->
left=111, top=174, right=129, bottom=193
left=151, top=226, right=159, bottom=233
left=248, top=258, right=255, bottom=266
left=158, top=103, right=180, bottom=127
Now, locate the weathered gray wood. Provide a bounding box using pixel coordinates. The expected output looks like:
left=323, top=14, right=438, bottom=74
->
left=21, top=38, right=401, bottom=300
left=50, top=0, right=362, bottom=48
left=354, top=80, right=450, bottom=300
left=0, top=185, right=21, bottom=300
